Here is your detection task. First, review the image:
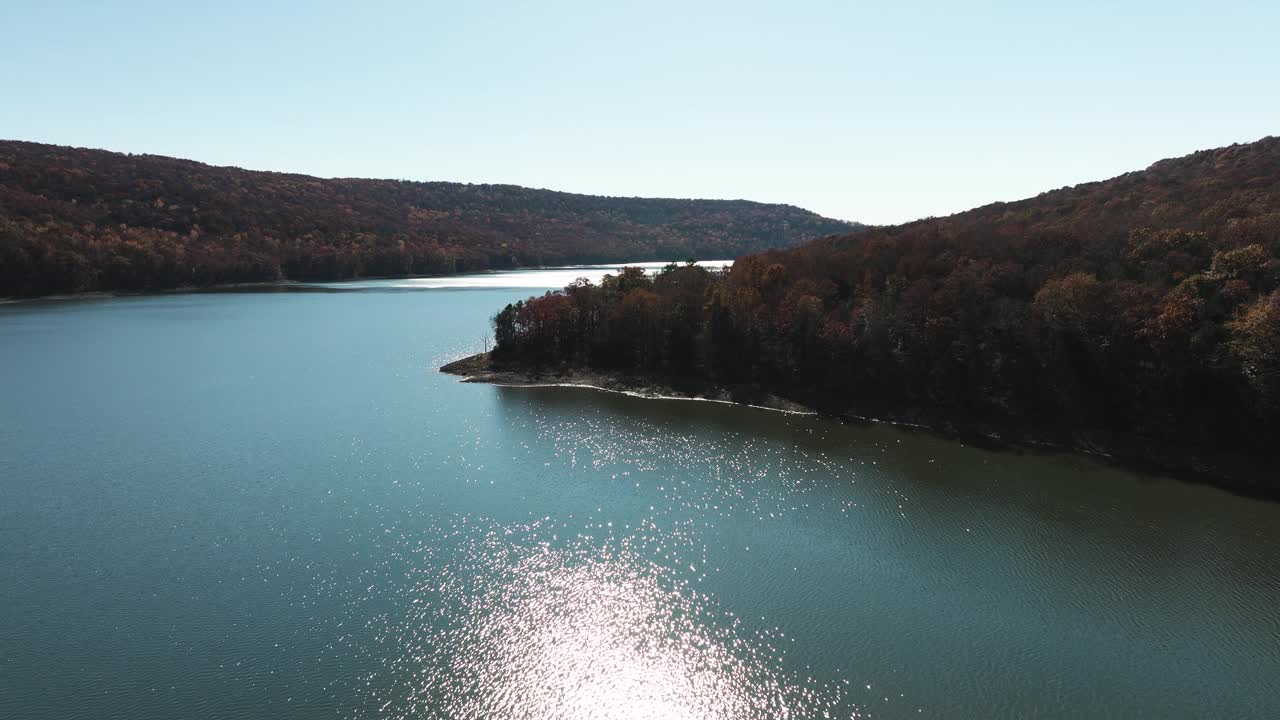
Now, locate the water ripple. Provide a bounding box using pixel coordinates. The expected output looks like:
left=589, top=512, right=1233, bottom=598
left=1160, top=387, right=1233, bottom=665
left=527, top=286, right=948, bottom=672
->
left=327, top=516, right=867, bottom=720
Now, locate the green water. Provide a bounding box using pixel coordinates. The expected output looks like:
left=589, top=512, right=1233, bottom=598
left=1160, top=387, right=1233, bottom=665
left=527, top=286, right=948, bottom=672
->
left=2, top=270, right=1278, bottom=719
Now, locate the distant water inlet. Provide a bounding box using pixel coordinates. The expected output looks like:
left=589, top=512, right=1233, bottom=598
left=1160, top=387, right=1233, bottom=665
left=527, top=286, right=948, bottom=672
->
left=308, top=261, right=733, bottom=292
left=335, top=517, right=854, bottom=720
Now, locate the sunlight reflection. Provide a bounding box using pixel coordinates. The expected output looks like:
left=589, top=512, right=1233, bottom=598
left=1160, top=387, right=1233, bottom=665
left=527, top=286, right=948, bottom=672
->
left=317, top=261, right=732, bottom=292
left=344, top=517, right=856, bottom=719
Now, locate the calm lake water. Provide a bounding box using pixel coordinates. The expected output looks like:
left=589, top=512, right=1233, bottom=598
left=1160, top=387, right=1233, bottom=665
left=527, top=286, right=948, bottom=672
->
left=2, top=265, right=1278, bottom=719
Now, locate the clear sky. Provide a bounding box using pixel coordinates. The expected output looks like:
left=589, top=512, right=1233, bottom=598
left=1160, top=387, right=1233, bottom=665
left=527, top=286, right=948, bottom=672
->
left=3, top=0, right=1277, bottom=224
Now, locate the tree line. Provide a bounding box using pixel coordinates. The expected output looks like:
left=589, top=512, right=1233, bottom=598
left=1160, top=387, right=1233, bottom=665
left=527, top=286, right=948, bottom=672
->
left=490, top=138, right=1280, bottom=490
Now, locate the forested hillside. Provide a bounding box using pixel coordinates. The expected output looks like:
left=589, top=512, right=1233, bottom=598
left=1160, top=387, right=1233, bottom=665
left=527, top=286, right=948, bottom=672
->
left=487, top=137, right=1280, bottom=491
left=0, top=141, right=853, bottom=297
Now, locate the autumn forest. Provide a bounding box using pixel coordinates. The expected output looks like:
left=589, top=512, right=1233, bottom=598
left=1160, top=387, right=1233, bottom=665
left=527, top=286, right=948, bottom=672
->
left=489, top=137, right=1280, bottom=493
left=0, top=141, right=852, bottom=298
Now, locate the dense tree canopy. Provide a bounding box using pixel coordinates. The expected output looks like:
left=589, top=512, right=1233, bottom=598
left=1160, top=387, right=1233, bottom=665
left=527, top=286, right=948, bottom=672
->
left=491, top=137, right=1280, bottom=490
left=0, top=141, right=854, bottom=297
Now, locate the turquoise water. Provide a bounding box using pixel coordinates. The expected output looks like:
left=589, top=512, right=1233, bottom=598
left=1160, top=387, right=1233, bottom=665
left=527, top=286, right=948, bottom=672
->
left=2, top=269, right=1278, bottom=719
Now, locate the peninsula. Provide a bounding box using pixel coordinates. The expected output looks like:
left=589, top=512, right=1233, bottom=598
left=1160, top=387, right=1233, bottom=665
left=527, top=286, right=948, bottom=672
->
left=446, top=137, right=1280, bottom=498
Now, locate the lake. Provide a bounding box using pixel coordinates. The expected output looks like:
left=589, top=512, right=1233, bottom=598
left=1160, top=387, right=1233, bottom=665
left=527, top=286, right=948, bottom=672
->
left=2, top=264, right=1278, bottom=719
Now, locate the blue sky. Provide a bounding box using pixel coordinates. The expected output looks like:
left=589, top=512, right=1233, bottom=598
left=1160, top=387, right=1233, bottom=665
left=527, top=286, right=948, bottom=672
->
left=3, top=0, right=1277, bottom=224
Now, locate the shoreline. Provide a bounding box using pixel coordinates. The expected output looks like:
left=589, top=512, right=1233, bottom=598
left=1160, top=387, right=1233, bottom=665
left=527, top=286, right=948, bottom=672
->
left=441, top=352, right=1279, bottom=503
left=439, top=352, right=816, bottom=415
left=0, top=259, right=734, bottom=304
left=0, top=275, right=465, bottom=304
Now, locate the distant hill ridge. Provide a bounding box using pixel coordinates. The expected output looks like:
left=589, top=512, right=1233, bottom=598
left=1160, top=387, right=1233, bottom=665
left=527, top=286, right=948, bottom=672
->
left=815, top=135, right=1280, bottom=252
left=0, top=140, right=856, bottom=297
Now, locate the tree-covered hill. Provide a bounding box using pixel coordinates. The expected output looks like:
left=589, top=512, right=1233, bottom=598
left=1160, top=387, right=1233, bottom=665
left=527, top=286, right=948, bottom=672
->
left=0, top=140, right=855, bottom=297
left=486, top=137, right=1280, bottom=493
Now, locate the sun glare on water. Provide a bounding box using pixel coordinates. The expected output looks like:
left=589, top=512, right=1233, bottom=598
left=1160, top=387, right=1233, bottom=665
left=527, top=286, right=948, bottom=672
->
left=334, top=517, right=859, bottom=720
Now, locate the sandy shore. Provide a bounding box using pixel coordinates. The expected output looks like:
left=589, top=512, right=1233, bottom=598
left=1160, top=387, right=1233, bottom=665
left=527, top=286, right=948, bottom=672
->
left=439, top=352, right=816, bottom=415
